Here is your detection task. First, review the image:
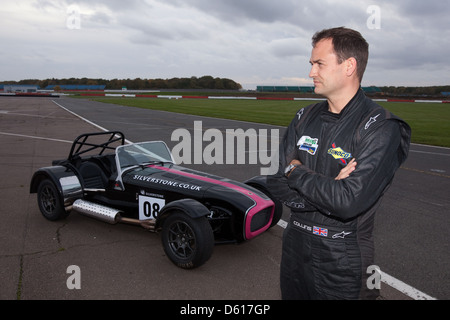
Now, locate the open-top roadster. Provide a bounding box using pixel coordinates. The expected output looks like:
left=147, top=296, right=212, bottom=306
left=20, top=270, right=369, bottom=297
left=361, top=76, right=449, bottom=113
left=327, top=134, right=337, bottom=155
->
left=30, top=131, right=282, bottom=268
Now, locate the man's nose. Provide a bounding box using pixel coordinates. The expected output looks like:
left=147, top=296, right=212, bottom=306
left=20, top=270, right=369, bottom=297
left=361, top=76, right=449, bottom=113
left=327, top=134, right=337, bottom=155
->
left=309, top=65, right=317, bottom=78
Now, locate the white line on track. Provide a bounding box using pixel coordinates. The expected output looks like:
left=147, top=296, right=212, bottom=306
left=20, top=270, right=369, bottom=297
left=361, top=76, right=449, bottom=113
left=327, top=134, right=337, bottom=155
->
left=52, top=100, right=109, bottom=133
left=52, top=100, right=133, bottom=144
left=0, top=131, right=72, bottom=144
left=379, top=271, right=436, bottom=300
left=50, top=99, right=437, bottom=300
left=409, top=149, right=450, bottom=157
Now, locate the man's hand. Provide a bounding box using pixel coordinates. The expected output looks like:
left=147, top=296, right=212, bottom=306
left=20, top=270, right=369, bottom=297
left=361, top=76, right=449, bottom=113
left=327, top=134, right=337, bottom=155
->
left=289, top=159, right=302, bottom=166
left=287, top=158, right=357, bottom=180
left=335, top=158, right=357, bottom=180
left=286, top=159, right=302, bottom=177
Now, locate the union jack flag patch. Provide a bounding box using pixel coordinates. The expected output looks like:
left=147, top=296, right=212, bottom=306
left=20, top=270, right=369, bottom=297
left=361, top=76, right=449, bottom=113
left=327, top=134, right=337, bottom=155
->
left=313, top=226, right=328, bottom=237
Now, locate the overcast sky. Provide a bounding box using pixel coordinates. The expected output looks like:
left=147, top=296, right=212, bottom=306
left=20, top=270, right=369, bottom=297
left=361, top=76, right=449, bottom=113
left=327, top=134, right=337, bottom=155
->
left=1, top=0, right=449, bottom=89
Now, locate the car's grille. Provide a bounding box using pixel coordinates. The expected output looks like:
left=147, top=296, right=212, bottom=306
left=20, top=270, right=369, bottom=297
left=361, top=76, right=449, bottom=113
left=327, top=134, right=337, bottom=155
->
left=250, top=207, right=273, bottom=232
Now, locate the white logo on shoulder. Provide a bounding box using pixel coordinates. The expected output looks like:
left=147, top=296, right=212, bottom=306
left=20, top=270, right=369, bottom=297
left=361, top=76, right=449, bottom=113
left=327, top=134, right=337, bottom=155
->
left=365, top=114, right=380, bottom=130
left=297, top=108, right=304, bottom=120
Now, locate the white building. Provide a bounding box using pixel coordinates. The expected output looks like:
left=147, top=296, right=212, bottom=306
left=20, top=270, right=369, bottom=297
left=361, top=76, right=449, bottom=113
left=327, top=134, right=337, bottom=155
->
left=3, top=85, right=38, bottom=93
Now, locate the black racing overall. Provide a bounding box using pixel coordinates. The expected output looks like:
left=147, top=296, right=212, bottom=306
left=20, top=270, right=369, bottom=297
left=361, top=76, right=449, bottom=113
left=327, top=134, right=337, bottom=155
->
left=268, top=89, right=411, bottom=299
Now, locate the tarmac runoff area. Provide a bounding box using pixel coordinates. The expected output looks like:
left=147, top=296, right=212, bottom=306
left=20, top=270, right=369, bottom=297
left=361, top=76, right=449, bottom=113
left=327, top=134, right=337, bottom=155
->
left=1, top=96, right=446, bottom=301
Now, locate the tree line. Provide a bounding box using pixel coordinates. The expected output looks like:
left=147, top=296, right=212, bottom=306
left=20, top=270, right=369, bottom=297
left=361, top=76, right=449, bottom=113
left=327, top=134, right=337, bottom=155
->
left=2, top=77, right=448, bottom=95
left=1, top=76, right=242, bottom=90
left=378, top=86, right=450, bottom=96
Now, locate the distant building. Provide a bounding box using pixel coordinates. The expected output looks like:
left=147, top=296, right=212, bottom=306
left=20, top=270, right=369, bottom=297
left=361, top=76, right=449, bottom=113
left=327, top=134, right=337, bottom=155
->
left=256, top=86, right=315, bottom=93
left=3, top=84, right=39, bottom=93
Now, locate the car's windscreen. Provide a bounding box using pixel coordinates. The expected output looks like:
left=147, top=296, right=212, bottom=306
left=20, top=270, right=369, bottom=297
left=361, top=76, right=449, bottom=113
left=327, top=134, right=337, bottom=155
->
left=116, top=141, right=174, bottom=169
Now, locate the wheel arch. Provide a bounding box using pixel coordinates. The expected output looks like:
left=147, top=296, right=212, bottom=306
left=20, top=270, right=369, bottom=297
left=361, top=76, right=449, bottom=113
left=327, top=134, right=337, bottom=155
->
left=30, top=166, right=82, bottom=207
left=156, top=198, right=210, bottom=228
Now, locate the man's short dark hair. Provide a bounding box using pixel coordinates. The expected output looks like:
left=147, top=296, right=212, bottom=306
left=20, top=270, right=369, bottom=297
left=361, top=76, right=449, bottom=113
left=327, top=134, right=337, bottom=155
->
left=312, top=27, right=369, bottom=82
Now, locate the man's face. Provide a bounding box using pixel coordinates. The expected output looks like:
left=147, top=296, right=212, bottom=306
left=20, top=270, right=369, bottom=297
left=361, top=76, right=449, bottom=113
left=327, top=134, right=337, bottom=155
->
left=309, top=38, right=347, bottom=97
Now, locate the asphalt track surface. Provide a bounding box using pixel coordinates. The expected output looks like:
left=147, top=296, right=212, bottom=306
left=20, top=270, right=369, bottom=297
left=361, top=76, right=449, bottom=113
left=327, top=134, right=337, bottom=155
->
left=1, top=96, right=448, bottom=301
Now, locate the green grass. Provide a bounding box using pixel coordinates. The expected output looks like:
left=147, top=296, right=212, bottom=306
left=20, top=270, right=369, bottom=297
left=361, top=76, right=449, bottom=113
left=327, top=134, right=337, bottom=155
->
left=82, top=96, right=450, bottom=148
left=378, top=102, right=450, bottom=147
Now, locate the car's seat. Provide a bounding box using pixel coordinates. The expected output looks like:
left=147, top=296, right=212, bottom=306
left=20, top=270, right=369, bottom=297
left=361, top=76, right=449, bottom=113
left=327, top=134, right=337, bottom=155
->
left=79, top=161, right=109, bottom=189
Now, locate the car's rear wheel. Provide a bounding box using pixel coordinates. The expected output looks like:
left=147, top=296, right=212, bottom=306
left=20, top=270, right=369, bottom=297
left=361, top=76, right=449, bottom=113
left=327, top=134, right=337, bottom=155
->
left=37, top=179, right=68, bottom=221
left=161, top=211, right=214, bottom=269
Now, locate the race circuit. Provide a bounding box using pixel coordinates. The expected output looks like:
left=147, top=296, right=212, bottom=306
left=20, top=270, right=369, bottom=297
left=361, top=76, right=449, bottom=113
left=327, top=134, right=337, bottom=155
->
left=1, top=96, right=448, bottom=300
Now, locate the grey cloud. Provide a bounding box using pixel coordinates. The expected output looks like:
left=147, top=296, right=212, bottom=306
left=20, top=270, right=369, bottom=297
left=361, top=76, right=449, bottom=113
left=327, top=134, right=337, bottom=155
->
left=269, top=37, right=310, bottom=58
left=64, top=0, right=143, bottom=11
left=160, top=0, right=299, bottom=24
left=2, top=0, right=450, bottom=87
left=161, top=0, right=372, bottom=33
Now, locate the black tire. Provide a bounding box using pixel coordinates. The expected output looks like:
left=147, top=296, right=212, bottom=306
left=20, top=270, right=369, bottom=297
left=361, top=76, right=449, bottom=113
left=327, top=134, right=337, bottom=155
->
left=37, top=179, right=68, bottom=221
left=161, top=211, right=214, bottom=269
left=269, top=196, right=283, bottom=228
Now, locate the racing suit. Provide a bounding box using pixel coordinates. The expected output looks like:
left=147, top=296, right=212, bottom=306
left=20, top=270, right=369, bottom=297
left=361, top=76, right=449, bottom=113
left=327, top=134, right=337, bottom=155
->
left=268, top=89, right=411, bottom=299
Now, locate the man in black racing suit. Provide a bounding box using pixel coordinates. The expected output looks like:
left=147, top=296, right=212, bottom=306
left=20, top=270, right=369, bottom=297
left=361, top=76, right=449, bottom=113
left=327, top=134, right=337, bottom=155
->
left=268, top=27, right=411, bottom=300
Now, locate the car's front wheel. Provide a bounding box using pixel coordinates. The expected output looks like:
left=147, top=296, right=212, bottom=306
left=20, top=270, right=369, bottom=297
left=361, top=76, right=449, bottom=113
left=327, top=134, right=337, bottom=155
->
left=161, top=212, right=214, bottom=269
left=37, top=179, right=68, bottom=221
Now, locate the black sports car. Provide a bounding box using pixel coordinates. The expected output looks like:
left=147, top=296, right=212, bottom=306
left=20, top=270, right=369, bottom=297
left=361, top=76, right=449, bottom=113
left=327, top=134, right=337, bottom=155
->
left=30, top=131, right=282, bottom=269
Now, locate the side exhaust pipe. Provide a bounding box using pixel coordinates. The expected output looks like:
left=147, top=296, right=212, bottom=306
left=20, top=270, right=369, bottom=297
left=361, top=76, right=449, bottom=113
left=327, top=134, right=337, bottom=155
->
left=72, top=199, right=121, bottom=224
left=72, top=199, right=156, bottom=231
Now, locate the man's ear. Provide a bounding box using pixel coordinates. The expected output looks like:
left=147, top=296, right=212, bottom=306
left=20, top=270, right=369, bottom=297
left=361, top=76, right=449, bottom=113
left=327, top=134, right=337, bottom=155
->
left=345, top=57, right=358, bottom=77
